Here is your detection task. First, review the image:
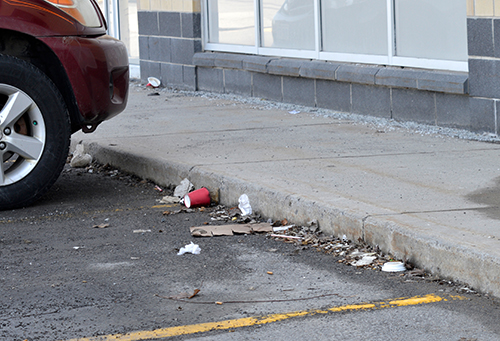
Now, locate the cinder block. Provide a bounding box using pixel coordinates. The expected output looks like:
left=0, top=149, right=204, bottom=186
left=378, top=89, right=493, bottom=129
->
left=159, top=12, right=181, bottom=37
left=183, top=65, right=197, bottom=90
left=139, top=36, right=149, bottom=60
left=494, top=19, right=500, bottom=58
left=224, top=69, right=252, bottom=96
left=469, top=58, right=500, bottom=98
left=253, top=73, right=282, bottom=101
left=242, top=55, right=275, bottom=73
left=138, top=11, right=159, bottom=35
left=181, top=12, right=201, bottom=38
left=468, top=18, right=494, bottom=57
left=316, top=80, right=351, bottom=113
left=375, top=68, right=420, bottom=88
left=149, top=37, right=171, bottom=62
left=299, top=61, right=339, bottom=80
left=469, top=98, right=496, bottom=133
left=392, top=88, right=436, bottom=125
left=282, top=77, right=315, bottom=106
left=140, top=60, right=161, bottom=82
left=161, top=62, right=183, bottom=87
left=267, top=59, right=304, bottom=77
left=417, top=71, right=469, bottom=94
left=351, top=84, right=390, bottom=118
left=337, top=65, right=379, bottom=85
left=214, top=53, right=245, bottom=69
left=193, top=52, right=216, bottom=67
left=435, top=93, right=471, bottom=129
left=170, top=38, right=202, bottom=65
left=197, top=67, right=224, bottom=92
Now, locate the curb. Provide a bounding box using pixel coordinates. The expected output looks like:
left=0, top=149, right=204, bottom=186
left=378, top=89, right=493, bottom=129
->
left=79, top=140, right=500, bottom=297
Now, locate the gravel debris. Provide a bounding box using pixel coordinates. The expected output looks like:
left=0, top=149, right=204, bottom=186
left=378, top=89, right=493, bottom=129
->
left=135, top=81, right=500, bottom=144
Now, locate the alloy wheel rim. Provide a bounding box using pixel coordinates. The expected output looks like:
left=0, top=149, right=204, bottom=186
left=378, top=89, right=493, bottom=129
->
left=0, top=84, right=46, bottom=186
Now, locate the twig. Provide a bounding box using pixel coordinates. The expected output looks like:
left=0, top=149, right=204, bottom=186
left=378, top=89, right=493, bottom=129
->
left=155, top=292, right=343, bottom=304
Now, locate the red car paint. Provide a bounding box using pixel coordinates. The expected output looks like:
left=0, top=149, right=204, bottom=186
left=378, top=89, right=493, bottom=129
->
left=0, top=0, right=129, bottom=131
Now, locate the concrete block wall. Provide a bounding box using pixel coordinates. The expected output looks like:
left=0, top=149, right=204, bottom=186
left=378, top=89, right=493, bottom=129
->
left=467, top=0, right=500, bottom=133
left=138, top=0, right=201, bottom=90
left=135, top=0, right=500, bottom=134
left=193, top=53, right=484, bottom=132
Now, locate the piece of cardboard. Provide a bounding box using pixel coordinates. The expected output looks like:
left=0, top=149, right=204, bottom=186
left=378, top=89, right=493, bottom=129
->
left=190, top=223, right=273, bottom=237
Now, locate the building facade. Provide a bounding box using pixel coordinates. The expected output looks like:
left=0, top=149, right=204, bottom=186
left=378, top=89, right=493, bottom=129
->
left=137, top=0, right=500, bottom=134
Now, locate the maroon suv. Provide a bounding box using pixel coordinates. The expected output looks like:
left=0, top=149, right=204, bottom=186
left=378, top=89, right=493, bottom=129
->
left=0, top=0, right=129, bottom=209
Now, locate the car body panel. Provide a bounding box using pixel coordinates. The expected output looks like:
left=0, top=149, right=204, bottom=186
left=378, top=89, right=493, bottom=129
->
left=41, top=35, right=129, bottom=123
left=0, top=0, right=106, bottom=37
left=0, top=0, right=127, bottom=130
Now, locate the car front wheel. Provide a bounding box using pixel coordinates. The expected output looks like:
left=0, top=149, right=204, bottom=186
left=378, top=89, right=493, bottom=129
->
left=0, top=55, right=70, bottom=210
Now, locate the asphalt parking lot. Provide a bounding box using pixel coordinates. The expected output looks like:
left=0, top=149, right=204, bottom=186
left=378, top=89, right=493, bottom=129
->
left=1, top=164, right=500, bottom=341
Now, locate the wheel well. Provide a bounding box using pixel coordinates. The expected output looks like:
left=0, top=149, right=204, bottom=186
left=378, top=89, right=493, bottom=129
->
left=0, top=29, right=83, bottom=133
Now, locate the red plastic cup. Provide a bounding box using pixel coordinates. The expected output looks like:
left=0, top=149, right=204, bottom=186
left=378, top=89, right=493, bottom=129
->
left=184, top=188, right=210, bottom=208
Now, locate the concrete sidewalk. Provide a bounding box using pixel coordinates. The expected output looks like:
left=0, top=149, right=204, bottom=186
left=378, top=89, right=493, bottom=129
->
left=73, top=84, right=500, bottom=297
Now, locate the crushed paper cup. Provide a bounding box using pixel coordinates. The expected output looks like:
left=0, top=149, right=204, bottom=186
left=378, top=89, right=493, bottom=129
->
left=382, top=261, right=406, bottom=272
left=147, top=77, right=161, bottom=88
left=184, top=188, right=210, bottom=208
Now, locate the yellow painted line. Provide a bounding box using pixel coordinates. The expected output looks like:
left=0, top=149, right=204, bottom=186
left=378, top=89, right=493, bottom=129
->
left=151, top=204, right=177, bottom=209
left=64, top=294, right=463, bottom=341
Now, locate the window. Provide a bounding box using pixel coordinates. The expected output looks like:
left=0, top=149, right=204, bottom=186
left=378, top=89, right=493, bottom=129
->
left=203, top=0, right=468, bottom=71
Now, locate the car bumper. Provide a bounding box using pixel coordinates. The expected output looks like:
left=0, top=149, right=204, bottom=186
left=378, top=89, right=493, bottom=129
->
left=41, top=35, right=129, bottom=126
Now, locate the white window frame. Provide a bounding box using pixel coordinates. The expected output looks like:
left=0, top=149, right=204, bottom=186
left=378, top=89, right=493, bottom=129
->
left=202, top=0, right=468, bottom=72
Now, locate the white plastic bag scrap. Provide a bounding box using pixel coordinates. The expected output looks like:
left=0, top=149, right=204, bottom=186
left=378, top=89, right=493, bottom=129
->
left=174, top=178, right=194, bottom=198
left=70, top=143, right=92, bottom=168
left=238, top=194, right=252, bottom=216
left=177, top=242, right=201, bottom=255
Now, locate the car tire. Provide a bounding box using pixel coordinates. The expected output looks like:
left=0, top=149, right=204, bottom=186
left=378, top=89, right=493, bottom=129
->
left=0, top=55, right=71, bottom=210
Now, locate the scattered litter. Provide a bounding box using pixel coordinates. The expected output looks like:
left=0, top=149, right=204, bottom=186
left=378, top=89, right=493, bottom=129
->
left=131, top=257, right=140, bottom=260
left=159, top=195, right=180, bottom=204
left=174, top=178, right=194, bottom=198
left=92, top=223, right=109, bottom=229
left=288, top=110, right=301, bottom=114
left=352, top=255, right=377, bottom=267
left=270, top=234, right=302, bottom=240
left=154, top=185, right=163, bottom=192
left=185, top=188, right=211, bottom=208
left=238, top=194, right=252, bottom=216
left=73, top=246, right=83, bottom=250
left=70, top=143, right=92, bottom=168
left=381, top=261, right=406, bottom=272
left=190, top=222, right=272, bottom=237
left=267, top=271, right=273, bottom=275
left=147, top=76, right=161, bottom=87
left=177, top=242, right=201, bottom=255
left=273, top=224, right=294, bottom=232
left=133, top=229, right=151, bottom=233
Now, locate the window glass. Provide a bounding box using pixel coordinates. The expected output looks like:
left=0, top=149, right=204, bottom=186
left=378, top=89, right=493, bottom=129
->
left=207, top=0, right=255, bottom=45
left=395, top=0, right=467, bottom=61
left=262, top=0, right=315, bottom=50
left=321, top=0, right=387, bottom=55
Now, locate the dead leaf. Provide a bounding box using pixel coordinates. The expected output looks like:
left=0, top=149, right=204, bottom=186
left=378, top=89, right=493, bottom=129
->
left=189, top=289, right=201, bottom=299
left=169, top=288, right=201, bottom=300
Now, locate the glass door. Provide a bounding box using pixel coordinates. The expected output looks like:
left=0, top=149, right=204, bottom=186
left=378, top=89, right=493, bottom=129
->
left=96, top=0, right=140, bottom=78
